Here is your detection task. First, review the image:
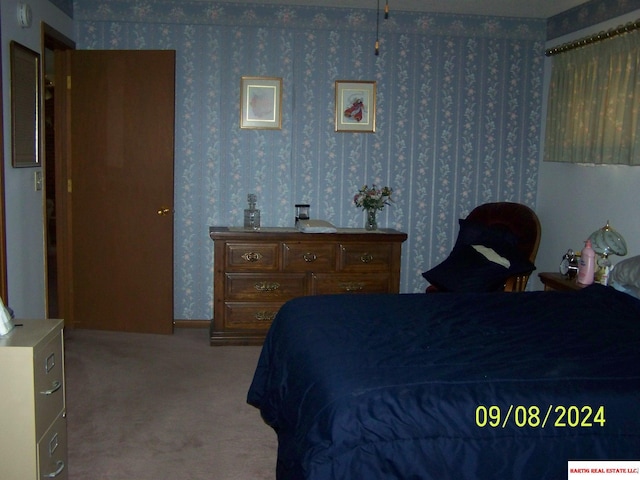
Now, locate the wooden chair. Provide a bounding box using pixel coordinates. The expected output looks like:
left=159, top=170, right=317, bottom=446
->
left=466, top=202, right=541, bottom=292
left=426, top=202, right=541, bottom=293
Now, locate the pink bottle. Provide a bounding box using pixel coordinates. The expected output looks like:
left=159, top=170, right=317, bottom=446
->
left=577, top=239, right=595, bottom=285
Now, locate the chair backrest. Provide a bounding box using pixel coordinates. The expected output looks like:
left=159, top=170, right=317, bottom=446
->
left=466, top=202, right=541, bottom=291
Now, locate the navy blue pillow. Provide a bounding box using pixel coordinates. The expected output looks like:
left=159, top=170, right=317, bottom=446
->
left=422, top=220, right=536, bottom=292
left=454, top=218, right=518, bottom=252
left=455, top=218, right=533, bottom=272
left=422, top=244, right=535, bottom=292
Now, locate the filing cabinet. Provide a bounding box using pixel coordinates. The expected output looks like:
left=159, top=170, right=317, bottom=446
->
left=0, top=319, right=66, bottom=479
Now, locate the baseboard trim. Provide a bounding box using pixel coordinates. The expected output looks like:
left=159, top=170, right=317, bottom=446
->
left=174, top=319, right=209, bottom=329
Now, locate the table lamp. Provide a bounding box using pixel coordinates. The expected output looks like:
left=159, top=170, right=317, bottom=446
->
left=588, top=221, right=627, bottom=285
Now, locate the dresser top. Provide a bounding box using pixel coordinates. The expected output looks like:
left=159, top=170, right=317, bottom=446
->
left=209, top=226, right=407, bottom=242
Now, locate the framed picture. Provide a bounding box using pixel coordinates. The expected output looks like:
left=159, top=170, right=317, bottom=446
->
left=335, top=80, right=376, bottom=133
left=10, top=41, right=41, bottom=167
left=240, top=76, right=282, bottom=130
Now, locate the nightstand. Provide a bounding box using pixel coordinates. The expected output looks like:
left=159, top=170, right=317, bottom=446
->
left=538, top=272, right=588, bottom=292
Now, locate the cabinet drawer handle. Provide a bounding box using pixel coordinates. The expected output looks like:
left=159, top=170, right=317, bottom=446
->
left=303, top=252, right=317, bottom=262
left=40, top=380, right=62, bottom=396
left=254, top=281, right=280, bottom=292
left=360, top=253, right=373, bottom=263
left=339, top=282, right=364, bottom=292
left=255, top=311, right=276, bottom=321
left=241, top=252, right=263, bottom=262
left=43, top=460, right=65, bottom=478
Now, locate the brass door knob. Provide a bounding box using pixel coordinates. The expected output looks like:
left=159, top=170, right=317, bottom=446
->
left=157, top=207, right=171, bottom=216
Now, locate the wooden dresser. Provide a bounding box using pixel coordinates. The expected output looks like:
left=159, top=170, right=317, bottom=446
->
left=209, top=227, right=407, bottom=345
left=0, top=319, right=67, bottom=479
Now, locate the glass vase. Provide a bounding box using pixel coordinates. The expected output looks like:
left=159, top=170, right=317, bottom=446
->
left=365, top=208, right=378, bottom=231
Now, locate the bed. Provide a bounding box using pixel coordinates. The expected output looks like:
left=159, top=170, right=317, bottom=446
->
left=247, top=284, right=640, bottom=479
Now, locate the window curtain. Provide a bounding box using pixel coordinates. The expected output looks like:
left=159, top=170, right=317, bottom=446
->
left=544, top=28, right=640, bottom=165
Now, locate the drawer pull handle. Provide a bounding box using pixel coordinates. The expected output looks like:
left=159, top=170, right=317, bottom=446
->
left=255, top=311, right=277, bottom=321
left=241, top=252, right=263, bottom=262
left=40, top=380, right=62, bottom=396
left=43, top=460, right=65, bottom=478
left=254, top=281, right=280, bottom=292
left=339, top=282, right=365, bottom=292
left=303, top=252, right=317, bottom=262
left=360, top=253, right=373, bottom=263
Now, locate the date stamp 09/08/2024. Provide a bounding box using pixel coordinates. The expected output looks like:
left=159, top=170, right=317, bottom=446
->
left=475, top=404, right=605, bottom=429
left=474, top=405, right=639, bottom=477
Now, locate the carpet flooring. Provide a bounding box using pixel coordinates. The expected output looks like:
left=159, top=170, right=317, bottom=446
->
left=64, top=328, right=277, bottom=479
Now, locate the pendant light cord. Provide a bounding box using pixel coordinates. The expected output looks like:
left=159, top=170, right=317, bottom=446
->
left=375, top=0, right=389, bottom=55
left=375, top=0, right=380, bottom=55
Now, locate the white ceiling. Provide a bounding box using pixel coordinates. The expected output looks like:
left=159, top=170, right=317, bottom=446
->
left=214, top=0, right=591, bottom=19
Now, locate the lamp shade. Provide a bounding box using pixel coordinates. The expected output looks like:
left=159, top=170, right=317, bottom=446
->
left=588, top=221, right=627, bottom=257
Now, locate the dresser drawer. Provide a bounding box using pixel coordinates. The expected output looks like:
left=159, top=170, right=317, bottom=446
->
left=226, top=243, right=279, bottom=271
left=339, top=243, right=393, bottom=272
left=224, top=302, right=286, bottom=330
left=37, top=412, right=67, bottom=480
left=210, top=227, right=407, bottom=345
left=311, top=273, right=391, bottom=294
left=34, top=332, right=64, bottom=440
left=225, top=273, right=306, bottom=300
left=282, top=242, right=336, bottom=272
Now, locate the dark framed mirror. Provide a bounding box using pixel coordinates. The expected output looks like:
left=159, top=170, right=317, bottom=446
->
left=10, top=41, right=41, bottom=168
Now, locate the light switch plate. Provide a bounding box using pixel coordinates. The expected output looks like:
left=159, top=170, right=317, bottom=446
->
left=34, top=170, right=42, bottom=191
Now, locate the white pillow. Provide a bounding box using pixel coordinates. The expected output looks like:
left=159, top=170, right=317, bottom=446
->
left=610, top=255, right=640, bottom=290
left=471, top=244, right=511, bottom=269
left=611, top=282, right=640, bottom=300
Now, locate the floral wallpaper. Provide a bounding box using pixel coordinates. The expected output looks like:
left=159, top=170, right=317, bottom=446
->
left=74, top=0, right=546, bottom=320
left=50, top=0, right=74, bottom=17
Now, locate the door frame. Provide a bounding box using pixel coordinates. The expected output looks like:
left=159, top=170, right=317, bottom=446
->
left=41, top=23, right=75, bottom=320
left=0, top=24, right=7, bottom=305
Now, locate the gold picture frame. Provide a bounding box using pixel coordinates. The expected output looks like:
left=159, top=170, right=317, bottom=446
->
left=335, top=80, right=376, bottom=133
left=240, top=76, right=283, bottom=130
left=10, top=41, right=41, bottom=167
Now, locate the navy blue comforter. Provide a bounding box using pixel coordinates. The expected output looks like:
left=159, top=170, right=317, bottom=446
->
left=247, top=286, right=640, bottom=479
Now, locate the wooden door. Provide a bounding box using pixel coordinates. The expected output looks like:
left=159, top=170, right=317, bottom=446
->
left=55, top=50, right=175, bottom=334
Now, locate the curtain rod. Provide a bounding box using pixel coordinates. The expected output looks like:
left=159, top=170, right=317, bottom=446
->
left=545, top=19, right=640, bottom=57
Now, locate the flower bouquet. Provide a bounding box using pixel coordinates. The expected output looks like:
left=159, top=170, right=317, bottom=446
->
left=353, top=185, right=393, bottom=230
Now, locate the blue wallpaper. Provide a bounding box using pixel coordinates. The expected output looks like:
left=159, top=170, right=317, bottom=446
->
left=49, top=0, right=74, bottom=17
left=74, top=1, right=546, bottom=320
